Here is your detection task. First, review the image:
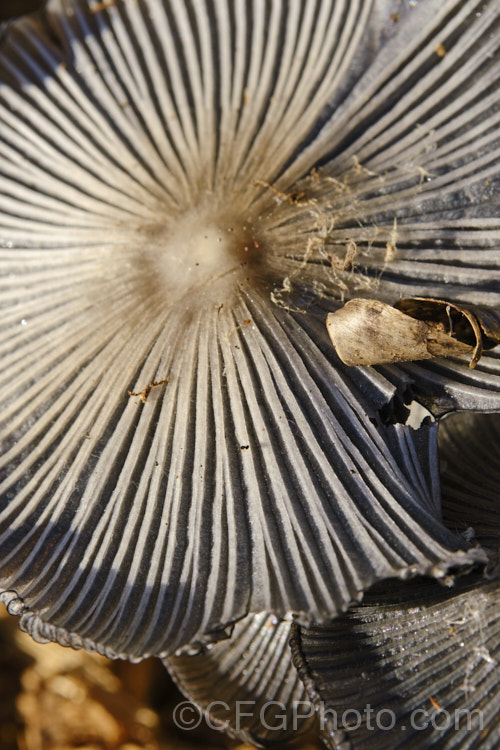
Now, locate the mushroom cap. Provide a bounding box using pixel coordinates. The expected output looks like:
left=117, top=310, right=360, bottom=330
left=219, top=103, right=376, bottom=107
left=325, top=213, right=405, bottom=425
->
left=165, top=612, right=314, bottom=745
left=0, top=0, right=499, bottom=660
left=291, top=412, right=500, bottom=748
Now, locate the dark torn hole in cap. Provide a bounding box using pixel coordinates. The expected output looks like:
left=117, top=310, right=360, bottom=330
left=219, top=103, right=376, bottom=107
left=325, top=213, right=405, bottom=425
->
left=440, top=411, right=500, bottom=557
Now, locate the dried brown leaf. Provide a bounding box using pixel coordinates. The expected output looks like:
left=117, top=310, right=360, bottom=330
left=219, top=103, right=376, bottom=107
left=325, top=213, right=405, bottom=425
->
left=326, top=299, right=476, bottom=367
left=395, top=297, right=500, bottom=368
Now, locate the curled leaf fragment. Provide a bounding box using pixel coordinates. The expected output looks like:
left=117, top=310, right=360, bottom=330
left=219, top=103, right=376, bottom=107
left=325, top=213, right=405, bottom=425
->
left=326, top=299, right=500, bottom=368
left=326, top=299, right=472, bottom=367
left=395, top=298, right=500, bottom=368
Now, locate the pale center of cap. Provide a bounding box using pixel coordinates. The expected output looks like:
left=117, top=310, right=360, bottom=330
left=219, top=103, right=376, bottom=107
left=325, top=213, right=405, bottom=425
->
left=164, top=224, right=238, bottom=284
left=142, top=211, right=262, bottom=302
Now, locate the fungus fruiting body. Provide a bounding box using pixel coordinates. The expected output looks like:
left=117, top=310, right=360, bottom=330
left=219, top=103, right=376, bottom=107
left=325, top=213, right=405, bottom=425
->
left=1, top=0, right=499, bottom=746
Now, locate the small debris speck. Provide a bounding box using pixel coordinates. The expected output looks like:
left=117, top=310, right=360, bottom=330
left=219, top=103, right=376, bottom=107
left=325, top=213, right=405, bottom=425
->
left=90, top=0, right=116, bottom=13
left=128, top=377, right=170, bottom=404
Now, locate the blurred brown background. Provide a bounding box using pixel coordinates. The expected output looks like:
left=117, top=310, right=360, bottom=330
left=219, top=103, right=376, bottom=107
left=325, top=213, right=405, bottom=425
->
left=0, top=603, right=233, bottom=750
left=0, top=1, right=45, bottom=21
